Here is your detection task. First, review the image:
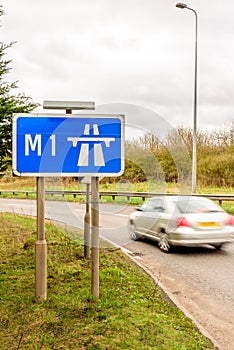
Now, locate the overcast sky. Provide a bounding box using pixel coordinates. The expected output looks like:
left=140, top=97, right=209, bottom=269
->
left=1, top=0, right=234, bottom=138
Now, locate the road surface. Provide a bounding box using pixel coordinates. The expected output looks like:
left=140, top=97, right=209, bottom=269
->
left=1, top=198, right=234, bottom=349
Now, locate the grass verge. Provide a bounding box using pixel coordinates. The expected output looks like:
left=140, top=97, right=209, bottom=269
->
left=0, top=213, right=215, bottom=349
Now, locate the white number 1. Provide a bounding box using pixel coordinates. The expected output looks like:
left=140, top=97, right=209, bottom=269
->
left=49, top=134, right=56, bottom=156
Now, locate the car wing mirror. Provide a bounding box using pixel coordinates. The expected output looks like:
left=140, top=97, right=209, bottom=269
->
left=136, top=206, right=143, bottom=211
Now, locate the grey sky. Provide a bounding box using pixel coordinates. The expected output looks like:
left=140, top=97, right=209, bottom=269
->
left=1, top=0, right=234, bottom=136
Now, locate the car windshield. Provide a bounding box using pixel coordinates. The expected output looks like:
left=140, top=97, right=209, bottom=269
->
left=176, top=198, right=224, bottom=214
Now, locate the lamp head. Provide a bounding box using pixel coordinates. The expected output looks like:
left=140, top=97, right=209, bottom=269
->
left=175, top=3, right=187, bottom=9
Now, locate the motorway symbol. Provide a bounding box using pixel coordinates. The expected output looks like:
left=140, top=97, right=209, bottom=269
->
left=67, top=123, right=115, bottom=167
left=13, top=114, right=124, bottom=177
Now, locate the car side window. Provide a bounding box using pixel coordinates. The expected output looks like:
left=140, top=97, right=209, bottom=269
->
left=153, top=199, right=164, bottom=212
left=142, top=199, right=164, bottom=212
left=154, top=206, right=164, bottom=212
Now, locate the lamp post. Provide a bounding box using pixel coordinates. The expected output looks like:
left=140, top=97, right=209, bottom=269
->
left=176, top=3, right=198, bottom=194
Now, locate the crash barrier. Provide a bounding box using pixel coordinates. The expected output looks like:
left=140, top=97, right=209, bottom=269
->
left=0, top=189, right=234, bottom=206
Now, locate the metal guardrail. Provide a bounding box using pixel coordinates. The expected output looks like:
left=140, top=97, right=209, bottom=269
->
left=0, top=189, right=234, bottom=205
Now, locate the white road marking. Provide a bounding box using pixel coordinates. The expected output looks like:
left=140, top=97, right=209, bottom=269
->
left=73, top=209, right=128, bottom=217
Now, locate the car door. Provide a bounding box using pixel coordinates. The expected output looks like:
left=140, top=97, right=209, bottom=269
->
left=135, top=198, right=165, bottom=238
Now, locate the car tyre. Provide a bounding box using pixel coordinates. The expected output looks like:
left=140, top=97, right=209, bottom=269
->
left=158, top=231, right=171, bottom=253
left=128, top=222, right=140, bottom=241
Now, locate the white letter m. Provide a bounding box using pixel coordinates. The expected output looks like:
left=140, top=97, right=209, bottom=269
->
left=25, top=134, right=42, bottom=156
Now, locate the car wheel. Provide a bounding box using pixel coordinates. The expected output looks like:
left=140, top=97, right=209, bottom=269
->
left=128, top=222, right=140, bottom=241
left=158, top=231, right=171, bottom=253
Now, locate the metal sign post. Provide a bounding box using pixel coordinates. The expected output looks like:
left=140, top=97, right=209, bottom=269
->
left=91, top=177, right=99, bottom=297
left=84, top=183, right=90, bottom=259
left=35, top=177, right=47, bottom=300
left=79, top=177, right=92, bottom=259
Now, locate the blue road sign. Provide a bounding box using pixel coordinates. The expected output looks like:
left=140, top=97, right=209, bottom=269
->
left=13, top=114, right=125, bottom=176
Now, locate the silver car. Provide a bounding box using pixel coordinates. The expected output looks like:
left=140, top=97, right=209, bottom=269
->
left=128, top=196, right=234, bottom=252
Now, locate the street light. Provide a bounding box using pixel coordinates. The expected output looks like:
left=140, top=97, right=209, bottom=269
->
left=176, top=3, right=198, bottom=194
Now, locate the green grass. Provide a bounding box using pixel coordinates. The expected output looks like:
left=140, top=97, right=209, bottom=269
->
left=2, top=175, right=234, bottom=194
left=0, top=213, right=215, bottom=349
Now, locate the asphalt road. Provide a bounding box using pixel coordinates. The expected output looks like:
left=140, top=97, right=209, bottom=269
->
left=1, top=198, right=234, bottom=349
